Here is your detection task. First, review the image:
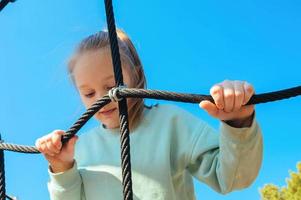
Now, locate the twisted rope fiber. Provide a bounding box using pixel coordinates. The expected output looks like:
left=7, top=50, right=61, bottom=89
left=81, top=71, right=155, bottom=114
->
left=0, top=0, right=15, bottom=12
left=104, top=0, right=123, bottom=86
left=0, top=1, right=18, bottom=196
left=5, top=195, right=15, bottom=200
left=0, top=148, right=14, bottom=200
left=0, top=148, right=5, bottom=200
left=104, top=0, right=133, bottom=199
left=1, top=86, right=301, bottom=154
left=61, top=96, right=111, bottom=143
left=0, top=95, right=111, bottom=153
left=1, top=1, right=300, bottom=200
left=118, top=86, right=301, bottom=104
left=0, top=87, right=300, bottom=200
left=0, top=0, right=10, bottom=11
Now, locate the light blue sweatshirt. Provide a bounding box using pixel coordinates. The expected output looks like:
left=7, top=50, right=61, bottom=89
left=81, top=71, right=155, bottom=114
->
left=48, top=104, right=263, bottom=200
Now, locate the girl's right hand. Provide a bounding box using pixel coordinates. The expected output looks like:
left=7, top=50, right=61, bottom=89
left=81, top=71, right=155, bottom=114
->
left=35, top=130, right=78, bottom=173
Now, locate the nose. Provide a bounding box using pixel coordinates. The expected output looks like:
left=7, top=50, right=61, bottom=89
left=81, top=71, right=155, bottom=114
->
left=96, top=90, right=108, bottom=99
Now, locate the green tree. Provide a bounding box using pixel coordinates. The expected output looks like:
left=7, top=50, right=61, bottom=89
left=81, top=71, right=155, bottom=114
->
left=260, top=162, right=301, bottom=200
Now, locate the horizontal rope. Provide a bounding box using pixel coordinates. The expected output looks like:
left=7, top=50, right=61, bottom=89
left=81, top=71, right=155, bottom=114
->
left=0, top=86, right=300, bottom=153
left=118, top=86, right=301, bottom=104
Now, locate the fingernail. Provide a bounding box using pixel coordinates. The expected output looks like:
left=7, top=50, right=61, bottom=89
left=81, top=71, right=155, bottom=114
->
left=217, top=104, right=223, bottom=109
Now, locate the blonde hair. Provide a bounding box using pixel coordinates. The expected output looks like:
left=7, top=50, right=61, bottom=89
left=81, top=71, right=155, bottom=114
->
left=68, top=29, right=146, bottom=131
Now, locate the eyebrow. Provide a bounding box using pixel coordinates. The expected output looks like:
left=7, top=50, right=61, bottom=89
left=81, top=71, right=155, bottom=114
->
left=78, top=75, right=114, bottom=89
left=78, top=85, right=90, bottom=89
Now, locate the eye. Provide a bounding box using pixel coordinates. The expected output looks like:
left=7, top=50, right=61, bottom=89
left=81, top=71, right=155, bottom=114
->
left=105, top=85, right=115, bottom=91
left=84, top=91, right=95, bottom=98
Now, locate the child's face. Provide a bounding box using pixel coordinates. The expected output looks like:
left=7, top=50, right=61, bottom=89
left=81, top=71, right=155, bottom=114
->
left=72, top=49, right=133, bottom=129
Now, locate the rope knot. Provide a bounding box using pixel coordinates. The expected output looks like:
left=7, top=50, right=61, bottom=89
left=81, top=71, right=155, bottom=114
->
left=108, top=85, right=126, bottom=102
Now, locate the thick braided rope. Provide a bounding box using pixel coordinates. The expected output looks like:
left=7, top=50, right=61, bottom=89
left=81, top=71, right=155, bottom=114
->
left=0, top=87, right=300, bottom=200
left=118, top=86, right=301, bottom=104
left=0, top=2, right=18, bottom=196
left=104, top=0, right=124, bottom=87
left=1, top=86, right=301, bottom=154
left=104, top=0, right=133, bottom=199
left=0, top=95, right=111, bottom=153
left=61, top=95, right=112, bottom=143
left=5, top=195, right=15, bottom=200
left=1, top=2, right=300, bottom=200
left=0, top=0, right=15, bottom=12
left=0, top=136, right=6, bottom=200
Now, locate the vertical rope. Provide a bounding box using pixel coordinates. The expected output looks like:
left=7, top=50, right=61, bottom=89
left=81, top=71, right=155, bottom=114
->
left=104, top=1, right=133, bottom=200
left=0, top=134, right=6, bottom=200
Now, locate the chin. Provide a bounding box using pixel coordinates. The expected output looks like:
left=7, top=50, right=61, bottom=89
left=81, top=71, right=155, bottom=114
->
left=100, top=121, right=119, bottom=129
left=107, top=123, right=120, bottom=129
left=95, top=116, right=119, bottom=128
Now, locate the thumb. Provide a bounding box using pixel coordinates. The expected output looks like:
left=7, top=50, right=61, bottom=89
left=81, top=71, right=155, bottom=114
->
left=199, top=100, right=219, bottom=118
left=65, top=136, right=78, bottom=153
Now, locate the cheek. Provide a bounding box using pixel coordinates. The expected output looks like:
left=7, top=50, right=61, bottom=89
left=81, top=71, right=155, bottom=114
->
left=80, top=96, right=94, bottom=109
left=127, top=77, right=136, bottom=88
left=122, top=69, right=136, bottom=88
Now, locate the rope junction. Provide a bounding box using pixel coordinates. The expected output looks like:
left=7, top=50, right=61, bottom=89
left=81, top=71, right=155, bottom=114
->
left=104, top=0, right=133, bottom=198
left=0, top=86, right=300, bottom=199
left=1, top=86, right=301, bottom=154
left=1, top=0, right=301, bottom=199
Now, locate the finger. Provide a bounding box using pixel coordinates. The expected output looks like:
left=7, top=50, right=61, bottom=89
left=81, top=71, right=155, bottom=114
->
left=199, top=100, right=219, bottom=118
left=233, top=81, right=245, bottom=111
left=35, top=138, right=44, bottom=152
left=222, top=80, right=235, bottom=113
left=66, top=136, right=78, bottom=154
left=36, top=135, right=50, bottom=152
left=243, top=82, right=255, bottom=105
left=45, top=139, right=56, bottom=156
left=35, top=138, right=42, bottom=149
left=39, top=141, right=48, bottom=154
left=52, top=131, right=64, bottom=151
left=239, top=105, right=255, bottom=119
left=210, top=84, right=224, bottom=109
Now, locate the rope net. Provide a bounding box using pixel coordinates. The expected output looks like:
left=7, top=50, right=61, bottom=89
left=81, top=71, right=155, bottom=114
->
left=0, top=87, right=301, bottom=199
left=1, top=0, right=301, bottom=199
left=1, top=86, right=301, bottom=154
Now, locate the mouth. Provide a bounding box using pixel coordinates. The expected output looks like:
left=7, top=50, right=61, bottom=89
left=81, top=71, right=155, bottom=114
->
left=99, top=108, right=117, bottom=116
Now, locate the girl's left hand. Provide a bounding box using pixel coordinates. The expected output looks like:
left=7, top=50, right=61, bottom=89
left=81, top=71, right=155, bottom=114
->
left=199, top=80, right=255, bottom=127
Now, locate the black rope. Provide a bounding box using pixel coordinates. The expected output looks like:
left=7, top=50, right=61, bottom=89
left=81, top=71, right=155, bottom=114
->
left=0, top=86, right=300, bottom=199
left=0, top=135, right=6, bottom=200
left=61, top=95, right=111, bottom=143
left=5, top=195, right=15, bottom=200
left=0, top=0, right=15, bottom=12
left=104, top=0, right=133, bottom=199
left=1, top=1, right=300, bottom=200
left=1, top=86, right=301, bottom=154
left=118, top=86, right=301, bottom=105
left=104, top=0, right=124, bottom=87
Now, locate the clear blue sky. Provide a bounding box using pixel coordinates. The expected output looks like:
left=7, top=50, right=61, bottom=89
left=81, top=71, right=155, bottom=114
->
left=0, top=0, right=300, bottom=199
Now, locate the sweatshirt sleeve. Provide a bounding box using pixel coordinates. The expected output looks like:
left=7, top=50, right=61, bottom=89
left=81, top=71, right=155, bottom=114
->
left=47, top=161, right=86, bottom=200
left=187, top=116, right=263, bottom=194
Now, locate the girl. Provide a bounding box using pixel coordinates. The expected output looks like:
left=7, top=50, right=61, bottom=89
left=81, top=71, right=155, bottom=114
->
left=36, top=29, right=263, bottom=200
